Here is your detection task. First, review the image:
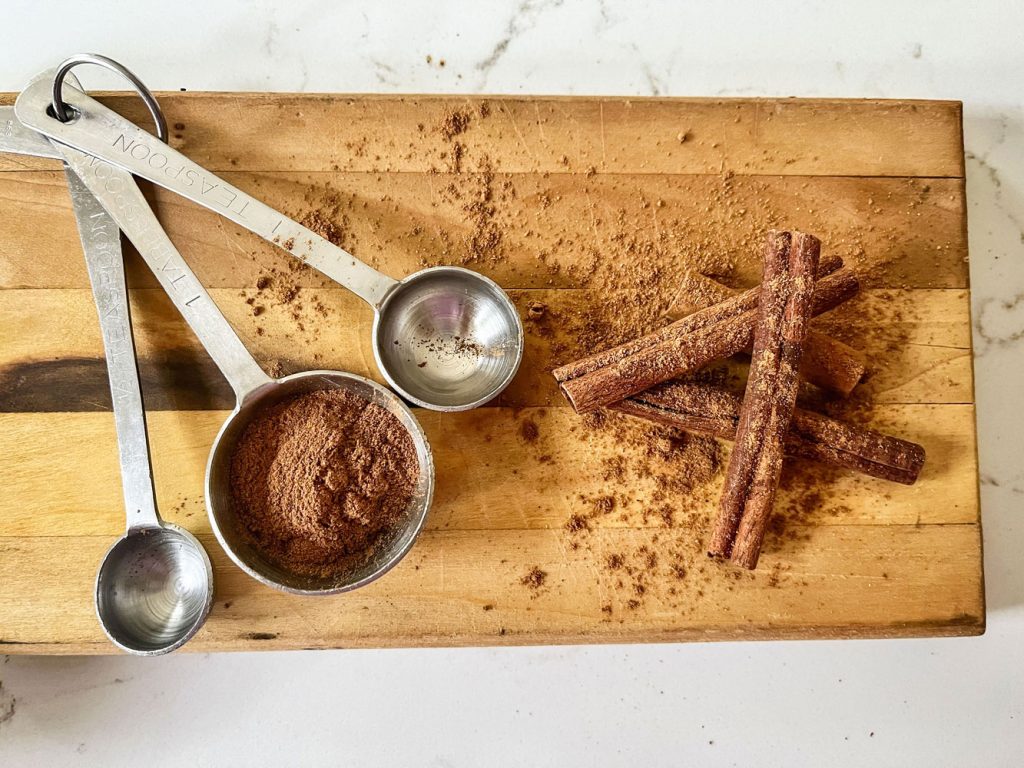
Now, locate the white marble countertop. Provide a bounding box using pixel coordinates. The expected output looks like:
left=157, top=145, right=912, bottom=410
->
left=1, top=1, right=1022, bottom=765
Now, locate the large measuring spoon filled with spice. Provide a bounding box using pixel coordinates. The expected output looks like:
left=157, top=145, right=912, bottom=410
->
left=17, top=61, right=524, bottom=412
left=36, top=99, right=434, bottom=594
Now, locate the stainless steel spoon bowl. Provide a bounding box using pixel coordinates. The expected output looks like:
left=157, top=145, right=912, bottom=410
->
left=375, top=267, right=523, bottom=410
left=95, top=524, right=213, bottom=654
left=206, top=371, right=434, bottom=594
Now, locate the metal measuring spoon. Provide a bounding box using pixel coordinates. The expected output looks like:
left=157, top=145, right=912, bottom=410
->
left=69, top=172, right=215, bottom=655
left=0, top=100, right=214, bottom=654
left=17, top=69, right=524, bottom=412
left=41, top=127, right=435, bottom=595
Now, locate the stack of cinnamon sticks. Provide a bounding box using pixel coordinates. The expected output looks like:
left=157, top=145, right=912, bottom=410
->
left=553, top=230, right=925, bottom=570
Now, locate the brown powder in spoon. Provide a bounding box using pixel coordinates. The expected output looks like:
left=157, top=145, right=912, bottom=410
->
left=229, top=389, right=420, bottom=578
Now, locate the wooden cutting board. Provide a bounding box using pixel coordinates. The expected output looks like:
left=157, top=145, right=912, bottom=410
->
left=0, top=93, right=982, bottom=653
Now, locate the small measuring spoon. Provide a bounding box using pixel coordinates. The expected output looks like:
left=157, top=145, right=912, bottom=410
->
left=47, top=134, right=435, bottom=595
left=17, top=72, right=524, bottom=412
left=68, top=158, right=214, bottom=654
left=1, top=95, right=213, bottom=654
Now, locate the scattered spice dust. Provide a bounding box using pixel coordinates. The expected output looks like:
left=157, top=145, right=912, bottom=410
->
left=519, top=418, right=539, bottom=444
left=553, top=409, right=733, bottom=614
left=521, top=566, right=548, bottom=591
left=439, top=108, right=472, bottom=141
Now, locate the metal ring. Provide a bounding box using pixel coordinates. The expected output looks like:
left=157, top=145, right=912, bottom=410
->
left=51, top=53, right=168, bottom=143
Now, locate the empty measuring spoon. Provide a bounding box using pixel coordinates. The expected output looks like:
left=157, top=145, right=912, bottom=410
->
left=17, top=68, right=523, bottom=411
left=0, top=91, right=214, bottom=654
left=47, top=131, right=434, bottom=595
left=68, top=168, right=214, bottom=654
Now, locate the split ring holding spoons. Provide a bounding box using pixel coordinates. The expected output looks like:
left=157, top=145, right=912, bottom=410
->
left=50, top=52, right=168, bottom=142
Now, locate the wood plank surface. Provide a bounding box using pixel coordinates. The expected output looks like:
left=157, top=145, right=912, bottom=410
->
left=0, top=170, right=967, bottom=290
left=0, top=287, right=973, bottom=410
left=0, top=92, right=982, bottom=652
left=0, top=405, right=979, bottom=538
left=0, top=95, right=965, bottom=177
left=0, top=525, right=982, bottom=652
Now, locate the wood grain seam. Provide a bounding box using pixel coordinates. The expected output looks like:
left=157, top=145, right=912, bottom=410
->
left=0, top=522, right=983, bottom=540
left=0, top=168, right=967, bottom=179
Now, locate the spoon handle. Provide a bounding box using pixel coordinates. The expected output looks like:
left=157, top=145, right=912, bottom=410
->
left=16, top=76, right=400, bottom=309
left=57, top=143, right=273, bottom=404
left=1, top=79, right=162, bottom=533
left=66, top=169, right=160, bottom=533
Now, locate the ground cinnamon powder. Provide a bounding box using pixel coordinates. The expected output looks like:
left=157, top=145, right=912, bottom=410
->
left=229, top=389, right=420, bottom=578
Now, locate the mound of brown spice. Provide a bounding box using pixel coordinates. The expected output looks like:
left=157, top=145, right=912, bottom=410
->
left=229, top=389, right=420, bottom=578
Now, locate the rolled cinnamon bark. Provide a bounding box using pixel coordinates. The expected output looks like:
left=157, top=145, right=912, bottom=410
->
left=708, top=231, right=798, bottom=560
left=612, top=381, right=925, bottom=485
left=710, top=231, right=820, bottom=569
left=667, top=269, right=866, bottom=396
left=552, top=255, right=843, bottom=386
left=557, top=267, right=858, bottom=414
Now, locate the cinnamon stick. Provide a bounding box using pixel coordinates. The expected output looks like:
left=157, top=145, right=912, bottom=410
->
left=552, top=255, right=843, bottom=386
left=557, top=267, right=858, bottom=414
left=612, top=381, right=925, bottom=485
left=667, top=270, right=866, bottom=396
left=710, top=231, right=819, bottom=569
